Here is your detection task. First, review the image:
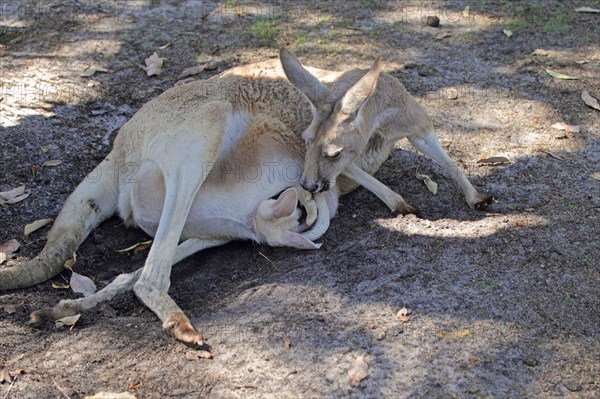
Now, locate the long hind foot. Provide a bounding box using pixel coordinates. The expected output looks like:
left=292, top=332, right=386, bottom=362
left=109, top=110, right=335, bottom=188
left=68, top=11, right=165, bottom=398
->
left=467, top=192, right=496, bottom=210
left=163, top=312, right=204, bottom=348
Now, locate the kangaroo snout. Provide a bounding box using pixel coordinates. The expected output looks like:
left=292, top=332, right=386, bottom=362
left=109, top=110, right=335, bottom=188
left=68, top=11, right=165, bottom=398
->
left=301, top=179, right=329, bottom=194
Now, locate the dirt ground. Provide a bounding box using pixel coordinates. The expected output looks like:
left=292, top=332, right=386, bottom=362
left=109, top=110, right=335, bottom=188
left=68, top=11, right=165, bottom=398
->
left=1, top=0, right=599, bottom=398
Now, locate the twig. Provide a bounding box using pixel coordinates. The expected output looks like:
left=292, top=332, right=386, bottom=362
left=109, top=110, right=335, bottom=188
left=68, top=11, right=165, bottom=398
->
left=3, top=376, right=16, bottom=399
left=541, top=150, right=565, bottom=161
left=258, top=252, right=275, bottom=267
left=52, top=380, right=71, bottom=399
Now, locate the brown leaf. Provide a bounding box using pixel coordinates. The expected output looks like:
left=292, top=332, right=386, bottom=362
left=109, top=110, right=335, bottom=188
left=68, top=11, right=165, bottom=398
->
left=24, top=218, right=54, bottom=239
left=0, top=369, right=12, bottom=384
left=282, top=337, right=292, bottom=349
left=582, top=91, right=600, bottom=111
left=52, top=281, right=70, bottom=290
left=397, top=307, right=410, bottom=322
left=127, top=382, right=142, bottom=390
left=42, top=159, right=62, bottom=167
left=55, top=314, right=81, bottom=330
left=551, top=122, right=580, bottom=133
left=178, top=65, right=205, bottom=79
left=348, top=356, right=369, bottom=382
left=64, top=253, right=77, bottom=270
left=116, top=240, right=153, bottom=255
left=70, top=271, right=97, bottom=297
left=468, top=355, right=478, bottom=363
left=516, top=220, right=526, bottom=227
left=477, top=156, right=510, bottom=165
left=142, top=52, right=165, bottom=77
left=0, top=186, right=25, bottom=201
left=3, top=305, right=17, bottom=314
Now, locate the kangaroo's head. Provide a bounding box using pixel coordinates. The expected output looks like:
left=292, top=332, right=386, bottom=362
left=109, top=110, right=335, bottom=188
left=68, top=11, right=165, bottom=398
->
left=280, top=48, right=382, bottom=193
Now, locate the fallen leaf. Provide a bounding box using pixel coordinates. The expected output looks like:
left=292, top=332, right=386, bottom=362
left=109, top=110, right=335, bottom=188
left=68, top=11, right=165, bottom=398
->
left=81, top=65, right=110, bottom=77
left=42, top=159, right=62, bottom=167
left=415, top=173, right=438, bottom=195
left=0, top=239, right=19, bottom=265
left=116, top=240, right=153, bottom=255
left=55, top=314, right=81, bottom=329
left=582, top=91, right=600, bottom=111
left=397, top=307, right=410, bottom=322
left=462, top=5, right=470, bottom=17
left=541, top=150, right=565, bottom=160
left=575, top=6, right=600, bottom=13
left=532, top=49, right=550, bottom=56
left=178, top=65, right=205, bottom=79
left=31, top=165, right=37, bottom=176
left=0, top=185, right=25, bottom=201
left=445, top=328, right=471, bottom=341
left=576, top=59, right=590, bottom=64
left=0, top=239, right=20, bottom=254
left=468, top=355, right=478, bottom=363
left=70, top=271, right=97, bottom=297
left=516, top=220, right=526, bottom=227
left=0, top=369, right=12, bottom=384
left=545, top=68, right=579, bottom=80
left=24, top=218, right=54, bottom=239
left=551, top=122, right=580, bottom=133
left=142, top=52, right=164, bottom=76
left=40, top=147, right=49, bottom=153
left=503, top=29, right=513, bottom=38
left=52, top=281, right=70, bottom=290
left=6, top=193, right=30, bottom=205
left=84, top=393, right=137, bottom=399
left=435, top=32, right=453, bottom=40
left=476, top=156, right=510, bottom=165
left=158, top=42, right=172, bottom=50
left=282, top=337, right=292, bottom=349
left=348, top=356, right=369, bottom=382
left=127, top=382, right=142, bottom=390
left=64, top=253, right=77, bottom=270
left=3, top=305, right=17, bottom=314
left=185, top=351, right=212, bottom=360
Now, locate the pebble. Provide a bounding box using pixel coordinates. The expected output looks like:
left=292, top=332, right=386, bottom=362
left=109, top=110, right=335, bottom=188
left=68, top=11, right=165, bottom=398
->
left=425, top=16, right=440, bottom=27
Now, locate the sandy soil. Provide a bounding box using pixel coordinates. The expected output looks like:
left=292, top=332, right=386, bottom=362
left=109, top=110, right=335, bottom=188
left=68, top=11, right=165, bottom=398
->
left=1, top=1, right=599, bottom=398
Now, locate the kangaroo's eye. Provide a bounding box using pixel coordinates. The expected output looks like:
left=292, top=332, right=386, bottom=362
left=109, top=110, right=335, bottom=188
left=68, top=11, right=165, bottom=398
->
left=325, top=150, right=342, bottom=160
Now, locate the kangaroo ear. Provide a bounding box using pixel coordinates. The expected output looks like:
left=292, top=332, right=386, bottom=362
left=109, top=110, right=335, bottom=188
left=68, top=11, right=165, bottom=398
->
left=339, top=57, right=382, bottom=117
left=280, top=48, right=327, bottom=104
left=282, top=232, right=321, bottom=250
left=272, top=187, right=298, bottom=218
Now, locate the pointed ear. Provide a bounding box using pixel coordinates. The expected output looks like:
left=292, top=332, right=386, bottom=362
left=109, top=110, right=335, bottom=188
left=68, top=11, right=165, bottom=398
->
left=280, top=48, right=327, bottom=104
left=272, top=188, right=298, bottom=218
left=339, top=57, right=382, bottom=117
left=282, top=232, right=321, bottom=250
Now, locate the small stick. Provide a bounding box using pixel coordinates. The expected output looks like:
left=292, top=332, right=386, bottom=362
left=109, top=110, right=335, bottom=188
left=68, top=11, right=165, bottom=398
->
left=3, top=377, right=16, bottom=399
left=53, top=379, right=71, bottom=399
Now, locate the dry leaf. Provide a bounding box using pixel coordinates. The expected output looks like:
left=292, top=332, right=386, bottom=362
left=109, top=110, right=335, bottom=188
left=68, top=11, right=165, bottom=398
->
left=158, top=42, right=172, bottom=50
left=116, top=240, right=153, bottom=255
left=576, top=60, right=590, bottom=64
left=52, top=281, right=70, bottom=290
left=0, top=369, right=12, bottom=384
left=516, top=220, right=526, bottom=227
left=81, top=65, right=110, bottom=77
left=282, top=337, right=292, bottom=349
left=55, top=314, right=81, bottom=329
left=582, top=91, right=600, bottom=111
left=397, top=307, right=410, bottom=322
left=532, top=49, right=550, bottom=56
left=415, top=173, right=438, bottom=195
left=3, top=305, right=17, bottom=314
left=0, top=186, right=27, bottom=205
left=42, top=159, right=62, bottom=167
left=178, top=65, right=205, bottom=79
left=503, top=29, right=513, bottom=38
left=84, top=393, right=137, bottom=399
left=575, top=7, right=600, bottom=13
left=541, top=150, right=565, bottom=160
left=348, top=356, right=369, bottom=382
left=185, top=351, right=212, bottom=360
left=551, top=122, right=580, bottom=133
left=128, top=382, right=142, bottom=390
left=64, top=253, right=77, bottom=270
left=476, top=156, right=510, bottom=165
left=445, top=328, right=471, bottom=341
left=24, top=218, right=54, bottom=239
left=0, top=239, right=20, bottom=265
left=70, top=271, right=97, bottom=297
left=462, top=5, right=470, bottom=17
left=545, top=68, right=579, bottom=80
left=40, top=147, right=49, bottom=153
left=142, top=52, right=164, bottom=76
left=468, top=355, right=478, bottom=363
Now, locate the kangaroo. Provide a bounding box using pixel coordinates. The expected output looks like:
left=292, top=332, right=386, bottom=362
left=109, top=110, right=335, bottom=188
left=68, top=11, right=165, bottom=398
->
left=0, top=49, right=492, bottom=347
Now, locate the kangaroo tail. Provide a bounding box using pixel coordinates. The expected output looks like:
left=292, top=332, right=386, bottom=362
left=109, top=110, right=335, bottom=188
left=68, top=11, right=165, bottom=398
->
left=0, top=154, right=120, bottom=290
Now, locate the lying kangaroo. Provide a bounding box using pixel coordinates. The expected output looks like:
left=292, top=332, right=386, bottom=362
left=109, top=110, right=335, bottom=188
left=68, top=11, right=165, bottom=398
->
left=0, top=49, right=492, bottom=346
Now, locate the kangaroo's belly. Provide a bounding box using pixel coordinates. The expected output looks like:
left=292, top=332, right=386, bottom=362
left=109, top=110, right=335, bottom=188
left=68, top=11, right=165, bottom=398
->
left=129, top=157, right=304, bottom=240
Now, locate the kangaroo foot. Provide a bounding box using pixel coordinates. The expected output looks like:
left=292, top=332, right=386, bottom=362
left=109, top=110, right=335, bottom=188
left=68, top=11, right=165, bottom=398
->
left=164, top=312, right=205, bottom=348
left=392, top=201, right=421, bottom=217
left=468, top=193, right=496, bottom=210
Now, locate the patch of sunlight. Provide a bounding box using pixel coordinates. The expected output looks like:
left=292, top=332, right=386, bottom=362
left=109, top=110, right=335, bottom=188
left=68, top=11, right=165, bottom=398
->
left=376, top=213, right=547, bottom=239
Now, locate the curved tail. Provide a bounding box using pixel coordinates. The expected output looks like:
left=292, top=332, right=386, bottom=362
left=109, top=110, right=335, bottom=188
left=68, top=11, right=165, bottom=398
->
left=0, top=154, right=120, bottom=290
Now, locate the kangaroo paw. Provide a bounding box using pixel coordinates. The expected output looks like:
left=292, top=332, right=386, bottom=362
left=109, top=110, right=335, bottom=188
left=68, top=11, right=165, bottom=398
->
left=469, top=193, right=496, bottom=210
left=164, top=312, right=205, bottom=348
left=392, top=202, right=421, bottom=217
